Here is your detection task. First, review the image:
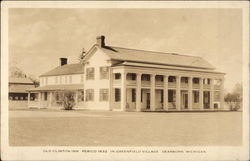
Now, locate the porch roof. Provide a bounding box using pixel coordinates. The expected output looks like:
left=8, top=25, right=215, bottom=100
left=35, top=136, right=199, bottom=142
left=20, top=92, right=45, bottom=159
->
left=26, top=84, right=84, bottom=92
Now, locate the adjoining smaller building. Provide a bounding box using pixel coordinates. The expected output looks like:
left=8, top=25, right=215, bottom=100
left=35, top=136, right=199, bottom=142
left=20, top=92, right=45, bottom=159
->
left=9, top=77, right=36, bottom=110
left=27, top=59, right=85, bottom=109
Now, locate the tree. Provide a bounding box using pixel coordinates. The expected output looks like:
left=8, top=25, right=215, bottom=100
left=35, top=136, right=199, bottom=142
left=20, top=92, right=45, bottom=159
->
left=224, top=83, right=242, bottom=111
left=62, top=91, right=75, bottom=110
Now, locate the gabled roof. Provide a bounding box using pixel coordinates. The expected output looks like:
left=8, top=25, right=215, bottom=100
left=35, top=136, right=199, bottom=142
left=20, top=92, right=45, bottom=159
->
left=9, top=77, right=33, bottom=84
left=100, top=46, right=215, bottom=70
left=40, top=64, right=84, bottom=77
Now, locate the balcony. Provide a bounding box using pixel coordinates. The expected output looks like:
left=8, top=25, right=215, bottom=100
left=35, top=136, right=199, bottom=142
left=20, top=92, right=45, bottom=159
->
left=203, top=84, right=210, bottom=89
left=155, top=81, right=164, bottom=87
left=193, top=84, right=200, bottom=89
left=113, top=79, right=121, bottom=86
left=214, top=85, right=220, bottom=90
left=126, top=80, right=136, bottom=86
left=142, top=80, right=150, bottom=87
left=181, top=83, right=188, bottom=89
left=168, top=82, right=176, bottom=88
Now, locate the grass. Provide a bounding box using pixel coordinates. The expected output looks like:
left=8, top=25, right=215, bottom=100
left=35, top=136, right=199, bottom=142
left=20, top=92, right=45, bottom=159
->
left=9, top=110, right=242, bottom=146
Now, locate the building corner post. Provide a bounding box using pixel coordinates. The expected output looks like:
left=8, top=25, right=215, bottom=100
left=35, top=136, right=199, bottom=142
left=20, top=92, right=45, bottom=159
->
left=163, top=75, right=168, bottom=111
left=121, top=72, right=127, bottom=111
left=188, top=77, right=193, bottom=110
left=176, top=76, right=181, bottom=111
left=150, top=74, right=156, bottom=111
left=136, top=73, right=142, bottom=112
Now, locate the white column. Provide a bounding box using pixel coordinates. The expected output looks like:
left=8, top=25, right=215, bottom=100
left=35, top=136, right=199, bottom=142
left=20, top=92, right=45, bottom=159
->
left=49, top=92, right=53, bottom=108
left=220, top=78, right=224, bottom=109
left=136, top=73, right=142, bottom=112
left=163, top=75, right=168, bottom=110
left=39, top=92, right=42, bottom=109
left=121, top=72, right=127, bottom=111
left=210, top=78, right=214, bottom=110
left=199, top=78, right=204, bottom=110
left=27, top=92, right=30, bottom=108
left=75, top=91, right=78, bottom=104
left=188, top=77, right=193, bottom=110
left=176, top=76, right=181, bottom=110
left=150, top=74, right=156, bottom=111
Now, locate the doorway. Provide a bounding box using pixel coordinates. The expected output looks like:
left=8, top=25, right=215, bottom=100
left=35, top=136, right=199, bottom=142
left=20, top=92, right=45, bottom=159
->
left=146, top=93, right=150, bottom=109
left=181, top=92, right=188, bottom=109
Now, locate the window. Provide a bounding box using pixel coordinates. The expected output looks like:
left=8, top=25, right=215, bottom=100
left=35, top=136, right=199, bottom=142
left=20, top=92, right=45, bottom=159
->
left=81, top=74, right=84, bottom=83
left=100, top=66, right=109, bottom=79
left=86, top=68, right=95, bottom=80
left=86, top=89, right=94, bottom=101
left=44, top=92, right=48, bottom=101
left=69, top=75, right=72, bottom=83
left=193, top=91, right=199, bottom=103
left=78, top=90, right=84, bottom=101
left=115, top=88, right=121, bottom=102
left=55, top=76, right=58, bottom=84
left=60, top=76, right=62, bottom=84
left=131, top=74, right=136, bottom=80
left=65, top=76, right=68, bottom=84
left=132, top=89, right=136, bottom=102
left=115, top=73, right=121, bottom=80
left=168, top=90, right=175, bottom=102
left=9, top=96, right=12, bottom=100
left=45, top=77, right=48, bottom=85
left=100, top=89, right=109, bottom=101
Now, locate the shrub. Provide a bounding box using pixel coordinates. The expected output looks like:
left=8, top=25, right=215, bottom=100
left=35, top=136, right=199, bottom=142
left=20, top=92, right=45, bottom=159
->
left=62, top=91, right=75, bottom=110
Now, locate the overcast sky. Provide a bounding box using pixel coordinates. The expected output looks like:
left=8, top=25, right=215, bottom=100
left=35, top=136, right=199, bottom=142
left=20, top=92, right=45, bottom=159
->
left=9, top=8, right=242, bottom=92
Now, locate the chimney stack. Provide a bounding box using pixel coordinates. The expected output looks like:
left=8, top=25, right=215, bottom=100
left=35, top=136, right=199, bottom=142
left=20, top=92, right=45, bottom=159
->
left=60, top=58, right=67, bottom=66
left=96, top=35, right=105, bottom=47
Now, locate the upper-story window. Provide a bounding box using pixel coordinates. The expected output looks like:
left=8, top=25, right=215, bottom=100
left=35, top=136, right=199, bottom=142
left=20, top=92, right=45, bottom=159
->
left=115, top=73, right=121, bottom=80
left=100, top=66, right=109, bottom=79
left=60, top=76, right=62, bottom=84
left=45, top=77, right=48, bottom=85
left=86, top=67, right=95, bottom=80
left=55, top=76, right=58, bottom=84
left=69, top=75, right=72, bottom=83
left=65, top=76, right=68, bottom=84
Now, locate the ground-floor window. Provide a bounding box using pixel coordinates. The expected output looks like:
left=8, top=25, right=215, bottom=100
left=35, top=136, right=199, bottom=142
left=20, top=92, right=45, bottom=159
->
left=193, top=91, right=199, bottom=103
left=44, top=92, right=48, bottom=101
left=78, top=90, right=84, bottom=102
left=86, top=89, right=94, bottom=101
left=115, top=88, right=121, bottom=102
left=168, top=90, right=176, bottom=102
left=100, top=89, right=109, bottom=101
left=132, top=89, right=136, bottom=102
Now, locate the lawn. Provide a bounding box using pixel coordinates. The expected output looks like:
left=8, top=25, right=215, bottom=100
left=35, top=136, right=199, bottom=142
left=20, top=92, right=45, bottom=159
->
left=9, top=110, right=242, bottom=146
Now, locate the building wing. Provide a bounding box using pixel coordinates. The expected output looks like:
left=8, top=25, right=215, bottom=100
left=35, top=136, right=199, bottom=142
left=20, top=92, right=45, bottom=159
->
left=40, top=64, right=84, bottom=77
left=100, top=46, right=215, bottom=70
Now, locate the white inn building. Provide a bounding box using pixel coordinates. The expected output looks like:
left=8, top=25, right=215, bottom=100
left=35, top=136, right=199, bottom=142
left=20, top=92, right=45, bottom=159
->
left=27, top=36, right=226, bottom=111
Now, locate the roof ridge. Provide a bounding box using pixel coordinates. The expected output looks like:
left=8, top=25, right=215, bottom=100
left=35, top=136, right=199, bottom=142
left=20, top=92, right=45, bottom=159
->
left=108, top=45, right=202, bottom=59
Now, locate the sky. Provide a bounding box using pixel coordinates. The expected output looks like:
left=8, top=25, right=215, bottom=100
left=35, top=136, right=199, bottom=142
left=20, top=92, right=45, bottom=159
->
left=9, top=8, right=242, bottom=92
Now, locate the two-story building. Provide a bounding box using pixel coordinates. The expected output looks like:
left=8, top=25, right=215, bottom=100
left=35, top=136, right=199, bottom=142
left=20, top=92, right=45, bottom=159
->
left=27, top=35, right=225, bottom=111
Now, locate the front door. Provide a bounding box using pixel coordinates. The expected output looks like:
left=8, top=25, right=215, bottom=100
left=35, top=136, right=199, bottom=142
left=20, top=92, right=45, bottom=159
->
left=146, top=93, right=150, bottom=109
left=182, top=92, right=188, bottom=109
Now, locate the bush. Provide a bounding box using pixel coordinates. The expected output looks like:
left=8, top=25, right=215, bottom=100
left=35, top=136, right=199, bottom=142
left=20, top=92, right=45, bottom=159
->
left=62, top=91, right=75, bottom=110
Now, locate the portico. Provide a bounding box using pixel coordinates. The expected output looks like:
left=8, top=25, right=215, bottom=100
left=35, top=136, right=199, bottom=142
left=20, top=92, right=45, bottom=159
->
left=111, top=66, right=225, bottom=112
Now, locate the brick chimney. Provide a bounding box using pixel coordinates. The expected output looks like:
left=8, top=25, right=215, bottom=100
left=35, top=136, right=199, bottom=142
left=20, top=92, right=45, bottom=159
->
left=60, top=58, right=67, bottom=66
left=96, top=35, right=105, bottom=47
